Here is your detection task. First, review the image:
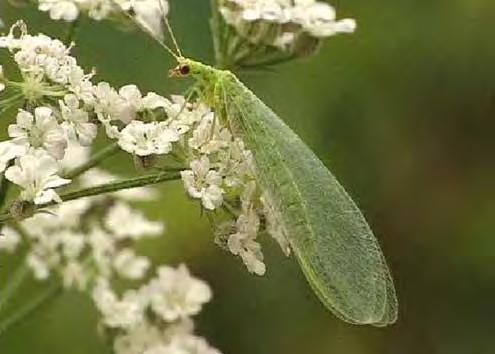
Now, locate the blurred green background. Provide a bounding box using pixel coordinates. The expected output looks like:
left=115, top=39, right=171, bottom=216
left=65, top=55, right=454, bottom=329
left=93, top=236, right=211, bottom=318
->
left=1, top=0, right=495, bottom=353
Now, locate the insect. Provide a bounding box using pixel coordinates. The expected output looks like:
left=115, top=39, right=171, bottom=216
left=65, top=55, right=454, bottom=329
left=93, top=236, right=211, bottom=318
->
left=121, top=3, right=398, bottom=326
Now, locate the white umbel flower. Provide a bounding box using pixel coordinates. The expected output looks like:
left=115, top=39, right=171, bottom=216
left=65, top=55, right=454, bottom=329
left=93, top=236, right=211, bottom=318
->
left=105, top=202, right=164, bottom=240
left=0, top=226, right=21, bottom=253
left=227, top=210, right=266, bottom=276
left=113, top=321, right=164, bottom=354
left=227, top=181, right=266, bottom=275
left=165, top=333, right=222, bottom=354
left=0, top=141, right=26, bottom=173
left=180, top=157, right=224, bottom=210
left=221, top=0, right=356, bottom=48
left=118, top=120, right=179, bottom=156
left=59, top=94, right=97, bottom=146
left=92, top=278, right=145, bottom=329
left=147, top=264, right=212, bottom=322
left=118, top=0, right=170, bottom=39
left=5, top=151, right=71, bottom=204
left=7, top=107, right=67, bottom=160
left=114, top=249, right=151, bottom=280
left=291, top=2, right=356, bottom=37
left=38, top=0, right=80, bottom=21
left=188, top=112, right=232, bottom=155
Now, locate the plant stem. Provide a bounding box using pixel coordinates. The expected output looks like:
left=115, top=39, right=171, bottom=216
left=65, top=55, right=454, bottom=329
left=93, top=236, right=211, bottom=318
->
left=0, top=171, right=182, bottom=224
left=0, top=263, right=29, bottom=313
left=64, top=18, right=80, bottom=45
left=62, top=143, right=120, bottom=180
left=209, top=0, right=224, bottom=67
left=59, top=171, right=181, bottom=201
left=0, top=171, right=11, bottom=211
left=0, top=284, right=60, bottom=337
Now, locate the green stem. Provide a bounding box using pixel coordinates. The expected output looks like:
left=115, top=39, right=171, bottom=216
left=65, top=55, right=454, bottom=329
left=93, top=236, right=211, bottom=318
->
left=62, top=143, right=120, bottom=180
left=0, top=171, right=182, bottom=224
left=209, top=0, right=224, bottom=67
left=64, top=18, right=80, bottom=45
left=0, top=284, right=60, bottom=336
left=60, top=171, right=181, bottom=201
left=0, top=263, right=29, bottom=313
left=0, top=173, right=11, bottom=212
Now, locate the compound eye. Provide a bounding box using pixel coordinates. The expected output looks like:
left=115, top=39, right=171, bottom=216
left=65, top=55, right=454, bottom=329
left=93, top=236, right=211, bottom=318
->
left=179, top=64, right=190, bottom=75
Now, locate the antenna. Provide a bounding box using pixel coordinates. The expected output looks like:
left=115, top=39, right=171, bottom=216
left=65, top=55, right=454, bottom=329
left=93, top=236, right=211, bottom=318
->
left=158, top=0, right=183, bottom=57
left=164, top=17, right=183, bottom=57
left=111, top=1, right=179, bottom=60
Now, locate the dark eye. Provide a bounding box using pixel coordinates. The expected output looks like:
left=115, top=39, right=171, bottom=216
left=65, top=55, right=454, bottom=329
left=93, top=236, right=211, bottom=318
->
left=179, top=64, right=190, bottom=75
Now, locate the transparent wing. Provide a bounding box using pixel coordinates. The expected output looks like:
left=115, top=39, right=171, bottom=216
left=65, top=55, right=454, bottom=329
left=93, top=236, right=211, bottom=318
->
left=218, top=75, right=398, bottom=326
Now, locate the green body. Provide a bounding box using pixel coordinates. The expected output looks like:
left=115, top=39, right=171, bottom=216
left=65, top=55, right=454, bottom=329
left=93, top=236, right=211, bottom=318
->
left=184, top=59, right=398, bottom=326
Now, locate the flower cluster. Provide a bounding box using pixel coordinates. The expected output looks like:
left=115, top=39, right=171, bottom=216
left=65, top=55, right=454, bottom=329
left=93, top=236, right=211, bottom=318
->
left=36, top=0, right=169, bottom=38
left=94, top=265, right=219, bottom=354
left=0, top=23, right=179, bottom=206
left=0, top=187, right=220, bottom=354
left=219, top=0, right=356, bottom=55
left=3, top=180, right=162, bottom=287
left=0, top=23, right=291, bottom=275
left=0, top=133, right=219, bottom=352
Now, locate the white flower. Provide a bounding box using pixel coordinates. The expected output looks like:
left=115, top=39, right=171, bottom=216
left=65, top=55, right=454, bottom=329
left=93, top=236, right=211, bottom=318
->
left=114, top=249, right=151, bottom=280
left=221, top=0, right=356, bottom=48
left=0, top=141, right=26, bottom=172
left=292, top=2, right=356, bottom=37
left=62, top=261, right=88, bottom=290
left=86, top=0, right=114, bottom=20
left=59, top=94, right=97, bottom=146
left=4, top=29, right=79, bottom=85
left=7, top=107, right=67, bottom=160
left=141, top=92, right=172, bottom=110
left=58, top=138, right=91, bottom=171
left=219, top=138, right=254, bottom=188
left=105, top=202, right=164, bottom=240
left=118, top=120, right=179, bottom=156
left=92, top=278, right=145, bottom=329
left=5, top=151, right=71, bottom=204
left=165, top=333, right=222, bottom=354
left=181, top=157, right=224, bottom=210
left=93, top=82, right=127, bottom=123
left=38, top=0, right=80, bottom=22
left=22, top=198, right=91, bottom=233
left=26, top=252, right=51, bottom=280
left=119, top=0, right=170, bottom=39
left=118, top=85, right=143, bottom=123
left=88, top=227, right=116, bottom=278
left=226, top=181, right=266, bottom=275
left=147, top=265, right=212, bottom=322
left=0, top=226, right=21, bottom=253
left=114, top=321, right=164, bottom=354
left=227, top=210, right=266, bottom=276
left=188, top=112, right=231, bottom=155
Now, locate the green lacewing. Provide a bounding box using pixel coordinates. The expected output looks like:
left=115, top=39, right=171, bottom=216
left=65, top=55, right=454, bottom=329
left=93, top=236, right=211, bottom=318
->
left=121, top=4, right=398, bottom=326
